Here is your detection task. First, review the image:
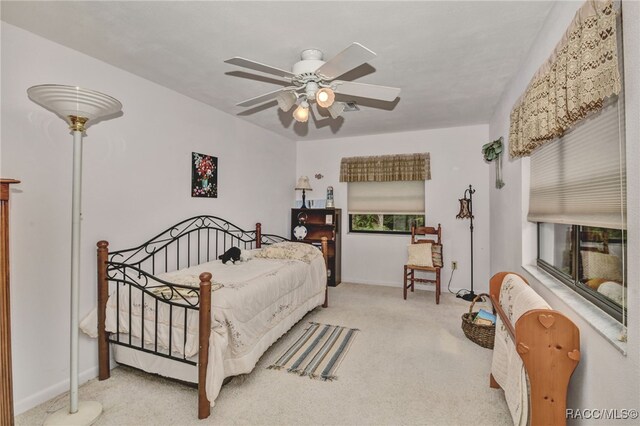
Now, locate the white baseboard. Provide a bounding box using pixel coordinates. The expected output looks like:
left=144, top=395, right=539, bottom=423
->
left=341, top=278, right=465, bottom=294
left=342, top=278, right=403, bottom=287
left=14, top=366, right=99, bottom=416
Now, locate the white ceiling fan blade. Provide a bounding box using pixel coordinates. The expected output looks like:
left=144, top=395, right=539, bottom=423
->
left=315, top=43, right=377, bottom=80
left=225, top=57, right=296, bottom=80
left=236, top=87, right=296, bottom=107
left=332, top=81, right=401, bottom=102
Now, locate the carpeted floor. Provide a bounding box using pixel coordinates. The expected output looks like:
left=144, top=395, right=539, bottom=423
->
left=16, top=283, right=511, bottom=425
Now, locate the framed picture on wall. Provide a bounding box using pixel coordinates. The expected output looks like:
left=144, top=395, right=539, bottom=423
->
left=191, top=152, right=218, bottom=198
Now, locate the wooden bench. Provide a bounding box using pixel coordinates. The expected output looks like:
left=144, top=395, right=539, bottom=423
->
left=489, top=272, right=580, bottom=426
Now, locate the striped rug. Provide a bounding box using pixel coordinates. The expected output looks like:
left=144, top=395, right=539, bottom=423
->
left=268, top=322, right=359, bottom=381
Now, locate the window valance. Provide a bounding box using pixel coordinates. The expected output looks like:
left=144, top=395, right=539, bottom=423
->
left=509, top=0, right=621, bottom=158
left=339, top=153, right=431, bottom=182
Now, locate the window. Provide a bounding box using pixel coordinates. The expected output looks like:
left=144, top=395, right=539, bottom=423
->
left=533, top=90, right=626, bottom=322
left=347, top=181, right=425, bottom=235
left=340, top=153, right=429, bottom=235
left=350, top=214, right=425, bottom=234
left=504, top=0, right=628, bottom=328
left=538, top=224, right=626, bottom=322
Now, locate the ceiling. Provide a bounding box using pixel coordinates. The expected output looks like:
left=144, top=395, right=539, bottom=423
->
left=1, top=1, right=554, bottom=141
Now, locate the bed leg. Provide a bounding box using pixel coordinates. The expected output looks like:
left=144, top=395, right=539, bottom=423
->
left=255, top=222, right=261, bottom=249
left=97, top=240, right=110, bottom=380
left=198, top=272, right=212, bottom=419
left=321, top=237, right=328, bottom=308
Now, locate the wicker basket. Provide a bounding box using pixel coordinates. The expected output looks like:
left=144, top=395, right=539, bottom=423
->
left=461, top=293, right=495, bottom=349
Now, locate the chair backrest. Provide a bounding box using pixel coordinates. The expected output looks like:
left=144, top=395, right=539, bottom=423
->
left=411, top=224, right=442, bottom=245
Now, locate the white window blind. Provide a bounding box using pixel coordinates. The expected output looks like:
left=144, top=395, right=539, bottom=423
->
left=528, top=95, right=626, bottom=229
left=348, top=181, right=425, bottom=214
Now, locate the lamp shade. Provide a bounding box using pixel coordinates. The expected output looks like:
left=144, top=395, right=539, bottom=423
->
left=292, top=101, right=309, bottom=123
left=276, top=91, right=297, bottom=112
left=327, top=101, right=345, bottom=119
left=27, top=84, right=122, bottom=126
left=456, top=198, right=472, bottom=219
left=316, top=87, right=335, bottom=108
left=295, top=176, right=313, bottom=191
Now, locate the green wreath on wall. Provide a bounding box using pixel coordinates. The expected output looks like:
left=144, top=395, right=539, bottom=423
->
left=482, top=137, right=505, bottom=189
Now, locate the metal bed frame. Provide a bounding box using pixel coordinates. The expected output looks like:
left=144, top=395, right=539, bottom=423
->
left=96, top=215, right=328, bottom=419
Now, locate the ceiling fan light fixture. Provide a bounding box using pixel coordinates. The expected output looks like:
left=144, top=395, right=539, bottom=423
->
left=276, top=91, right=297, bottom=112
left=226, top=43, right=401, bottom=130
left=316, top=87, right=335, bottom=108
left=293, top=101, right=310, bottom=123
left=327, top=101, right=346, bottom=119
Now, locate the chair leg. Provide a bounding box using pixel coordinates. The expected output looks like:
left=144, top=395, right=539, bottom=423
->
left=410, top=270, right=415, bottom=292
left=403, top=266, right=408, bottom=300
left=435, top=269, right=441, bottom=304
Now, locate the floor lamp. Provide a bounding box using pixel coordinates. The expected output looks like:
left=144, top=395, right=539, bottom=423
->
left=456, top=184, right=477, bottom=302
left=27, top=85, right=122, bottom=425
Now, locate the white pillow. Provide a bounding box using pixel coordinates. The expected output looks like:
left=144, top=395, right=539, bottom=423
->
left=254, top=242, right=321, bottom=264
left=407, top=243, right=433, bottom=267
left=597, top=281, right=625, bottom=306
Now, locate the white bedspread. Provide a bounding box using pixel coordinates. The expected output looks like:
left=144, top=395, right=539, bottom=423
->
left=81, top=254, right=326, bottom=406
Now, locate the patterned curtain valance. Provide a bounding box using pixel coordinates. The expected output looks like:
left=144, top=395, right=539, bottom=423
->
left=509, top=0, right=621, bottom=158
left=339, top=153, right=431, bottom=182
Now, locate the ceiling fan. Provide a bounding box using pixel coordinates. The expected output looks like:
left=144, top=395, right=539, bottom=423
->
left=224, top=42, right=401, bottom=123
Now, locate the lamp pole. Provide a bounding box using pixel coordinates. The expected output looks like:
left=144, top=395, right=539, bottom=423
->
left=69, top=117, right=86, bottom=414
left=27, top=85, right=122, bottom=425
left=456, top=184, right=477, bottom=302
left=463, top=185, right=476, bottom=301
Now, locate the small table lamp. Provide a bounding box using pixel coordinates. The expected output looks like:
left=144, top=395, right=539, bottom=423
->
left=295, top=176, right=313, bottom=209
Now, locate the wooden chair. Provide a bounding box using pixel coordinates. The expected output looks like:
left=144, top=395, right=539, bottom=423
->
left=403, top=224, right=442, bottom=304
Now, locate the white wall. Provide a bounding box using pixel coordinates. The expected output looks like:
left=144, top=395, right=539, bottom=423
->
left=1, top=23, right=296, bottom=414
left=489, top=1, right=640, bottom=419
left=296, top=125, right=490, bottom=294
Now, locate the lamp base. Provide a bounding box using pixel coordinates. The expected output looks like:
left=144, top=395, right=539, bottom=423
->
left=458, top=291, right=481, bottom=302
left=44, top=401, right=102, bottom=426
